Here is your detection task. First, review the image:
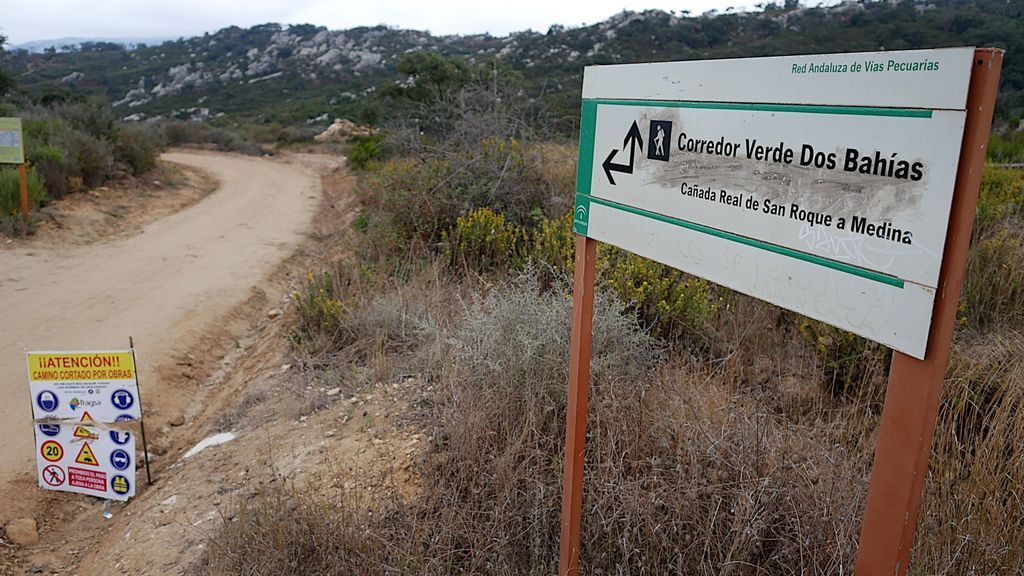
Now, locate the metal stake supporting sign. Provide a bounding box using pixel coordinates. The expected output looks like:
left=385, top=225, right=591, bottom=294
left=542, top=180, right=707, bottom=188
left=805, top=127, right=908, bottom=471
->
left=129, top=337, right=154, bottom=486
left=557, top=48, right=1003, bottom=576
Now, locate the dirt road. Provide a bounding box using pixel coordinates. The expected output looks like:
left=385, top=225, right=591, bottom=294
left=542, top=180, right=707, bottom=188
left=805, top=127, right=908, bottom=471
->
left=0, top=151, right=322, bottom=494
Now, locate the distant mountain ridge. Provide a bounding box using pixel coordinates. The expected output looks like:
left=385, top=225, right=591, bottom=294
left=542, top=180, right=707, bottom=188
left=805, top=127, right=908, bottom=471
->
left=2, top=1, right=1021, bottom=128
left=14, top=36, right=176, bottom=53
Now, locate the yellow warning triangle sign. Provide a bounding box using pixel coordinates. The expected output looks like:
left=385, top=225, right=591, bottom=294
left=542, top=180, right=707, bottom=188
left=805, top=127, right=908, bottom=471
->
left=79, top=411, right=95, bottom=425
left=75, top=442, right=99, bottom=466
left=73, top=426, right=95, bottom=439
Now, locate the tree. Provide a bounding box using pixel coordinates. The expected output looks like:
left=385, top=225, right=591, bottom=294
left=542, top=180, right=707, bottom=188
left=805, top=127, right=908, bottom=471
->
left=0, top=34, right=15, bottom=97
left=388, top=52, right=472, bottom=105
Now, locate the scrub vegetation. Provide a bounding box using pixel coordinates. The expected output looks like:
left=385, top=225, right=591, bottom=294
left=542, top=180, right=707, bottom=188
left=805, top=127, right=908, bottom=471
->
left=4, top=0, right=1024, bottom=132
left=0, top=97, right=166, bottom=230
left=195, top=51, right=1024, bottom=575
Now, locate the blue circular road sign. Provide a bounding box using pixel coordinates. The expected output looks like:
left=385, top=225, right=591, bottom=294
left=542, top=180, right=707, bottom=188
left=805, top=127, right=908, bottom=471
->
left=110, top=449, right=131, bottom=471
left=36, top=391, right=59, bottom=413
left=111, top=475, right=131, bottom=495
left=110, top=389, right=135, bottom=410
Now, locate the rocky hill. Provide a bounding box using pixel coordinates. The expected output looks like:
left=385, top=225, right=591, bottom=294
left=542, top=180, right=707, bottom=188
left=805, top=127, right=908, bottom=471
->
left=2, top=0, right=1022, bottom=129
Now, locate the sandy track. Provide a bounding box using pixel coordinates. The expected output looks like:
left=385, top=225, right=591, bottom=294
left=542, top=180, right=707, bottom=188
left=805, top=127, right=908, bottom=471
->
left=0, top=151, right=322, bottom=492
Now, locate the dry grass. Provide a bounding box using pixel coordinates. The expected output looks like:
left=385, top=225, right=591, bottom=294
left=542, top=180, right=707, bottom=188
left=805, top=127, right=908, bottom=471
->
left=197, top=262, right=1024, bottom=574
left=913, top=333, right=1024, bottom=573
left=291, top=262, right=448, bottom=363
left=190, top=483, right=374, bottom=575
left=194, top=146, right=1024, bottom=574
left=961, top=227, right=1024, bottom=332
left=197, top=270, right=883, bottom=575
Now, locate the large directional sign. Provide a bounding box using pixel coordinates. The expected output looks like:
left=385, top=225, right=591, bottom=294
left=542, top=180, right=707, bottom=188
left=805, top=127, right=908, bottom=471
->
left=574, top=48, right=975, bottom=358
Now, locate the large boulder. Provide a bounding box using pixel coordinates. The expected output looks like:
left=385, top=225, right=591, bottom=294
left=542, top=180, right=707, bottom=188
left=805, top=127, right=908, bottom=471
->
left=314, top=119, right=375, bottom=143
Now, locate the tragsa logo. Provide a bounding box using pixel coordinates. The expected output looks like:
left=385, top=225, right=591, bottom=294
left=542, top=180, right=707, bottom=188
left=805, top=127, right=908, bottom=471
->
left=69, top=397, right=101, bottom=411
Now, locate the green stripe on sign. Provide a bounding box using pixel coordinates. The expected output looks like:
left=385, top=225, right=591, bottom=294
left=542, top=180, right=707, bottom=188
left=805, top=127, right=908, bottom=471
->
left=584, top=194, right=906, bottom=289
left=586, top=98, right=933, bottom=119
left=575, top=100, right=598, bottom=197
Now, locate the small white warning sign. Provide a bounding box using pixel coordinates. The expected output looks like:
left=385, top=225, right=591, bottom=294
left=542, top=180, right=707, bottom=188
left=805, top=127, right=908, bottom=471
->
left=33, top=422, right=136, bottom=501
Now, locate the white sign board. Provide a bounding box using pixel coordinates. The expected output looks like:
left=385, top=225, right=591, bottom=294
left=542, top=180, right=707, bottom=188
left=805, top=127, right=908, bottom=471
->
left=574, top=48, right=975, bottom=359
left=28, top=351, right=142, bottom=423
left=34, top=423, right=136, bottom=501
left=0, top=117, right=25, bottom=164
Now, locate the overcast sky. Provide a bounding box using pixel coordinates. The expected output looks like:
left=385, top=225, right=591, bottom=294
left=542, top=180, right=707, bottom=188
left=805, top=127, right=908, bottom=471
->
left=0, top=1, right=811, bottom=45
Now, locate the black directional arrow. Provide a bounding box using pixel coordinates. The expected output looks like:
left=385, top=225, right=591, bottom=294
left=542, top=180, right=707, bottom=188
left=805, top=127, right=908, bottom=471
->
left=602, top=121, right=644, bottom=185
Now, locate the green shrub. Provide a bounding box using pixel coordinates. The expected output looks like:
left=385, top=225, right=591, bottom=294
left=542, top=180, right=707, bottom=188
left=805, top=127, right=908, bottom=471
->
left=20, top=106, right=156, bottom=196
left=442, top=207, right=718, bottom=342
left=113, top=125, right=162, bottom=175
left=988, top=131, right=1024, bottom=164
left=464, top=210, right=719, bottom=342
left=24, top=118, right=80, bottom=198
left=276, top=125, right=316, bottom=145
left=27, top=144, right=68, bottom=198
left=291, top=270, right=348, bottom=354
left=597, top=245, right=719, bottom=341
left=244, top=123, right=315, bottom=145
left=360, top=120, right=566, bottom=238
left=460, top=136, right=551, bottom=223
left=445, top=207, right=524, bottom=272
left=23, top=117, right=71, bottom=147
left=0, top=166, right=46, bottom=218
left=528, top=212, right=575, bottom=273
left=54, top=99, right=116, bottom=141
left=348, top=134, right=383, bottom=170
left=800, top=320, right=889, bottom=402
left=974, top=166, right=1024, bottom=236
left=58, top=129, right=112, bottom=187
left=352, top=208, right=370, bottom=232
left=160, top=120, right=263, bottom=155
left=359, top=157, right=450, bottom=249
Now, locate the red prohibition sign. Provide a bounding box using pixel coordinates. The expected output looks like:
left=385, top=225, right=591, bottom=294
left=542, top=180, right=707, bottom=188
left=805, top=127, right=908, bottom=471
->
left=42, top=465, right=65, bottom=486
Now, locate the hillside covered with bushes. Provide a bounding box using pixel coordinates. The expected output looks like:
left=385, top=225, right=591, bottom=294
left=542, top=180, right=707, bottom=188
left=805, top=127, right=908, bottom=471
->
left=2, top=0, right=1022, bottom=130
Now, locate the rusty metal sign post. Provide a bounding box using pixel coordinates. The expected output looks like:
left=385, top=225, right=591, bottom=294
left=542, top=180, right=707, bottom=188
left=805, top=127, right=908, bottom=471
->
left=853, top=48, right=1003, bottom=574
left=558, top=48, right=1002, bottom=576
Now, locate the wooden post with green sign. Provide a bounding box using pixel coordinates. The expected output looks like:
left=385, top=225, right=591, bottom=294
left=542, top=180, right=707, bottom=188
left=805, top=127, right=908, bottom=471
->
left=0, top=117, right=28, bottom=223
